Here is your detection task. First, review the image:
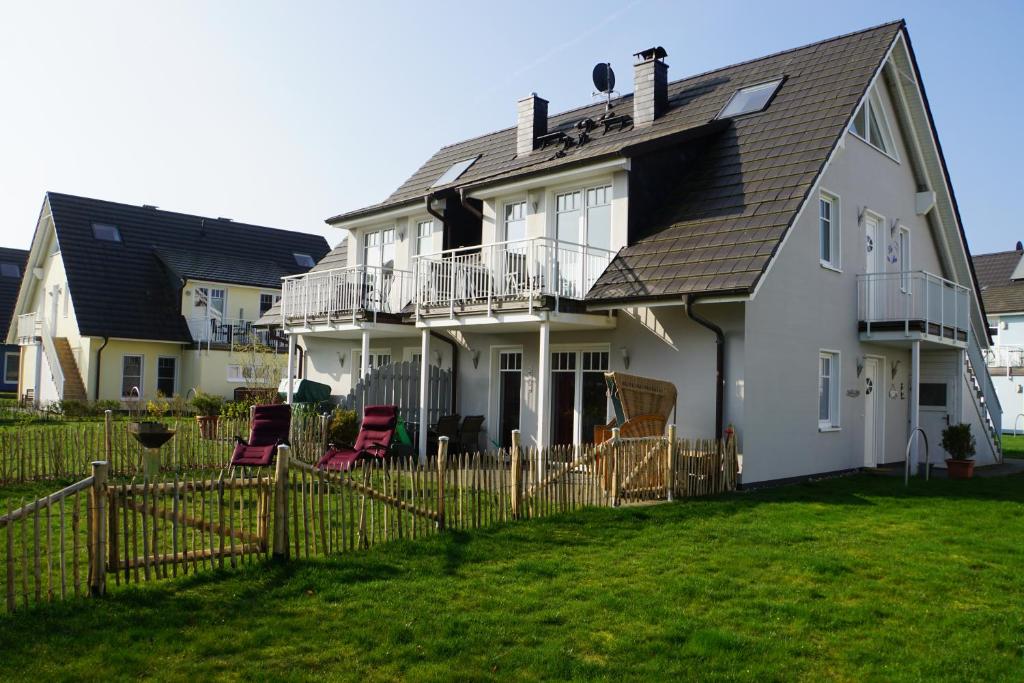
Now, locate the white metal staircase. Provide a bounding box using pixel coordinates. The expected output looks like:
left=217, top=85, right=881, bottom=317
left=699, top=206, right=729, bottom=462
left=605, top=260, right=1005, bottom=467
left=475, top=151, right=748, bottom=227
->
left=965, top=342, right=1002, bottom=462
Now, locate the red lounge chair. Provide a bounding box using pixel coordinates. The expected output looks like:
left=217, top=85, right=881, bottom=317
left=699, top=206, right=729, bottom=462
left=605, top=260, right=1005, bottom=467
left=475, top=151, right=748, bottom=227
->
left=230, top=404, right=291, bottom=467
left=317, top=405, right=397, bottom=472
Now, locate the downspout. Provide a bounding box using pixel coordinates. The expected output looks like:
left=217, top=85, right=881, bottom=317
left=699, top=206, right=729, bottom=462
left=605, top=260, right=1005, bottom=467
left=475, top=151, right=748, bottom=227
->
left=459, top=187, right=483, bottom=221
left=684, top=294, right=724, bottom=439
left=425, top=193, right=450, bottom=246
left=94, top=336, right=109, bottom=400
left=430, top=330, right=458, bottom=415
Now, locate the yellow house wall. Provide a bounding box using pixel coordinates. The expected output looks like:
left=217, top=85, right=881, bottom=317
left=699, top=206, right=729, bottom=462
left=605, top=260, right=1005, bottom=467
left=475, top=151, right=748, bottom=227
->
left=95, top=340, right=186, bottom=402
left=180, top=279, right=280, bottom=324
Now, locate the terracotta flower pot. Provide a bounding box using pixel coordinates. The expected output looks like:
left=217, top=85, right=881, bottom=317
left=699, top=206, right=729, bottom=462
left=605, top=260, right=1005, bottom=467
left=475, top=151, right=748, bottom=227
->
left=946, top=458, right=974, bottom=480
left=196, top=415, right=219, bottom=440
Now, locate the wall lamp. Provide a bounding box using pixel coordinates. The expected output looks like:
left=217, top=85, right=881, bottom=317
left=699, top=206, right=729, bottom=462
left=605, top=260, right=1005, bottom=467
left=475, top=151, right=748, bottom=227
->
left=337, top=351, right=346, bottom=368
left=472, top=349, right=481, bottom=369
left=620, top=346, right=630, bottom=370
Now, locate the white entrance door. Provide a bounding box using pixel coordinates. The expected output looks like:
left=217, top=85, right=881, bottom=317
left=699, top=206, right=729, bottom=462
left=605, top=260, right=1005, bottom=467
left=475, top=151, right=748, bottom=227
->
left=865, top=213, right=884, bottom=318
left=919, top=378, right=952, bottom=466
left=863, top=357, right=884, bottom=467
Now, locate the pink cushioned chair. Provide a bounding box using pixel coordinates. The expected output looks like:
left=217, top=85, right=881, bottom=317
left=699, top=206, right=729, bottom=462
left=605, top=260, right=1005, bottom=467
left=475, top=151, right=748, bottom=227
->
left=230, top=404, right=291, bottom=467
left=317, top=405, right=397, bottom=472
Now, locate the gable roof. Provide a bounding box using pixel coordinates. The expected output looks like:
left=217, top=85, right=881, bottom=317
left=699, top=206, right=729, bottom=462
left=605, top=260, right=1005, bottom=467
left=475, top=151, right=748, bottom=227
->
left=327, top=21, right=904, bottom=303
left=44, top=192, right=330, bottom=343
left=973, top=249, right=1024, bottom=315
left=0, top=247, right=29, bottom=343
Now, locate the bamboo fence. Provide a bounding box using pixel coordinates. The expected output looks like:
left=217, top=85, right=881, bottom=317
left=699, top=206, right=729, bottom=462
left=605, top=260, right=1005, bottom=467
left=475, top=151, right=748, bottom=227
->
left=1, top=429, right=738, bottom=614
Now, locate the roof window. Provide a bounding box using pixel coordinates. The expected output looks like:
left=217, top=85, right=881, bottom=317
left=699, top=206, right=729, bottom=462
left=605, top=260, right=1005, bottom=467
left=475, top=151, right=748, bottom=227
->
left=0, top=262, right=20, bottom=278
left=716, top=79, right=784, bottom=119
left=293, top=253, right=315, bottom=268
left=92, top=223, right=122, bottom=242
left=430, top=156, right=479, bottom=188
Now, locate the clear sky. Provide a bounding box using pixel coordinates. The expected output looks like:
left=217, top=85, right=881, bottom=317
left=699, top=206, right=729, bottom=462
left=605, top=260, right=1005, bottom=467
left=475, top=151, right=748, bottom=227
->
left=0, top=1, right=1019, bottom=255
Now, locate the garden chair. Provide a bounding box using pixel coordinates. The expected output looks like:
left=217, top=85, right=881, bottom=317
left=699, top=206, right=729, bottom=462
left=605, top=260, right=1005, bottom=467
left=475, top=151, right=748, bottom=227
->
left=594, top=372, right=677, bottom=443
left=429, top=413, right=461, bottom=454
left=230, top=403, right=291, bottom=467
left=317, top=404, right=398, bottom=472
left=459, top=415, right=485, bottom=453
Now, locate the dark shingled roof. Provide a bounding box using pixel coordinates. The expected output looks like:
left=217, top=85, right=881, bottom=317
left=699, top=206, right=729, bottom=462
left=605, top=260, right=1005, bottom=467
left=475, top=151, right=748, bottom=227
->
left=973, top=249, right=1024, bottom=314
left=328, top=21, right=904, bottom=302
left=0, top=247, right=30, bottom=342
left=47, top=193, right=330, bottom=342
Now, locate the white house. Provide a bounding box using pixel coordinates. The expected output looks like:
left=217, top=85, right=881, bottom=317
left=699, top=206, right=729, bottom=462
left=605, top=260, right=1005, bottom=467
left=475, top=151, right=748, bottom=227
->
left=974, top=245, right=1024, bottom=432
left=278, top=21, right=1001, bottom=484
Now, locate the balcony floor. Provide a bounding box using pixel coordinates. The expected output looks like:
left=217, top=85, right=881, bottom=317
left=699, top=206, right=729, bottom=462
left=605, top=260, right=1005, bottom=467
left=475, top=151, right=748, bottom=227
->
left=858, top=320, right=967, bottom=348
left=414, top=294, right=590, bottom=320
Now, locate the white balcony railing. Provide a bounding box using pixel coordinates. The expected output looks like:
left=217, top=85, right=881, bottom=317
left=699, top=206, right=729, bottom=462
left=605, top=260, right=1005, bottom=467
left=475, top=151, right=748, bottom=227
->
left=187, top=317, right=286, bottom=351
left=857, top=271, right=970, bottom=339
left=412, top=237, right=614, bottom=315
left=16, top=312, right=40, bottom=344
left=280, top=264, right=413, bottom=326
left=985, top=345, right=1024, bottom=368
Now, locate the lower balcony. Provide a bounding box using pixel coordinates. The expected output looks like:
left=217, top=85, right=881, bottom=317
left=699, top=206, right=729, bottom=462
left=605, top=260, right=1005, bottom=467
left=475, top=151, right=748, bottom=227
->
left=857, top=270, right=969, bottom=347
left=412, top=237, right=614, bottom=320
left=280, top=265, right=414, bottom=335
left=188, top=317, right=287, bottom=351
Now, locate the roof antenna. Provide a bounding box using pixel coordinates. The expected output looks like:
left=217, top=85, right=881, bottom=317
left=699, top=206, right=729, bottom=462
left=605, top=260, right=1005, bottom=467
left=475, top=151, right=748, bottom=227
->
left=592, top=62, right=617, bottom=112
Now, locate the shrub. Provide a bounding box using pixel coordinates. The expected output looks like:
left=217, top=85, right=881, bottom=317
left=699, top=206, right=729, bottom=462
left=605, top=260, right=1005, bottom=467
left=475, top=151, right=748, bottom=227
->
left=54, top=399, right=96, bottom=418
left=328, top=408, right=359, bottom=447
left=941, top=423, right=976, bottom=461
left=94, top=400, right=121, bottom=414
left=146, top=399, right=169, bottom=419
left=190, top=392, right=224, bottom=417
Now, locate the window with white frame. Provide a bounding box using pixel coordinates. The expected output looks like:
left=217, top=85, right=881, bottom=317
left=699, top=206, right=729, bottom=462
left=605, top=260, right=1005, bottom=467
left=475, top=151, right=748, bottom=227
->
left=354, top=350, right=392, bottom=371
left=259, top=293, right=280, bottom=316
left=416, top=220, right=434, bottom=255
left=819, top=192, right=839, bottom=269
left=195, top=286, right=226, bottom=319
left=818, top=351, right=840, bottom=430
left=503, top=202, right=526, bottom=242
left=898, top=227, right=911, bottom=292
left=555, top=185, right=612, bottom=250
left=4, top=351, right=19, bottom=385
left=121, top=355, right=143, bottom=397
left=364, top=228, right=395, bottom=269
left=849, top=90, right=898, bottom=159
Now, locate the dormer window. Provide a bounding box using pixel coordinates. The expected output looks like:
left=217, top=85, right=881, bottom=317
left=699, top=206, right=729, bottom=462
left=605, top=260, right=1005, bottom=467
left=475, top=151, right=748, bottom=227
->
left=849, top=90, right=897, bottom=159
left=92, top=223, right=121, bottom=242
left=293, top=253, right=315, bottom=268
left=716, top=79, right=784, bottom=119
left=0, top=262, right=20, bottom=278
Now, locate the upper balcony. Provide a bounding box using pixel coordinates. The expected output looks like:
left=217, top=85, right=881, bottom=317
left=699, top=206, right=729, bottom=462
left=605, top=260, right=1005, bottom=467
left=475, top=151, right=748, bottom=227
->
left=412, top=237, right=615, bottom=319
left=16, top=312, right=41, bottom=345
left=187, top=317, right=287, bottom=352
left=280, top=264, right=414, bottom=332
left=857, top=271, right=970, bottom=348
left=985, top=345, right=1024, bottom=370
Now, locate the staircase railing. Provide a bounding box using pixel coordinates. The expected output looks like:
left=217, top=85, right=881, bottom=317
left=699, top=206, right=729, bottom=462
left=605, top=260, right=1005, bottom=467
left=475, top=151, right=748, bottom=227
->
left=966, top=340, right=1002, bottom=462
left=38, top=319, right=65, bottom=400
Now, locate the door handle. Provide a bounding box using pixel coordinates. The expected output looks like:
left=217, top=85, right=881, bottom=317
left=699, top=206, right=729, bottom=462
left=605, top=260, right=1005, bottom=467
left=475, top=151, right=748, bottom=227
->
left=943, top=414, right=950, bottom=426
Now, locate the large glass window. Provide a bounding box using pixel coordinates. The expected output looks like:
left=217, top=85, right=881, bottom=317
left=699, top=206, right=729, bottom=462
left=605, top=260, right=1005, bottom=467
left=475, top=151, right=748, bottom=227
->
left=157, top=357, right=176, bottom=397
left=259, top=293, right=279, bottom=316
left=504, top=202, right=527, bottom=242
left=195, top=287, right=226, bottom=319
left=121, top=355, right=143, bottom=398
left=585, top=186, right=611, bottom=251
left=555, top=186, right=611, bottom=250
left=550, top=349, right=609, bottom=445
left=364, top=228, right=396, bottom=269
left=555, top=191, right=581, bottom=244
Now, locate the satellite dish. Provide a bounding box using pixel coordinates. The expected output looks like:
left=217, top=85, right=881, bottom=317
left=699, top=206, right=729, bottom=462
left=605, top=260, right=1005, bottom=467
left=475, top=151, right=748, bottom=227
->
left=592, top=63, right=615, bottom=94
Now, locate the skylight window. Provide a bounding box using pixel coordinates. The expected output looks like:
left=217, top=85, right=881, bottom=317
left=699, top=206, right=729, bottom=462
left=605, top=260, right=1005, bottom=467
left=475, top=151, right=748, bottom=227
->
left=91, top=223, right=121, bottom=242
left=430, top=156, right=479, bottom=188
left=849, top=90, right=897, bottom=158
left=0, top=262, right=20, bottom=278
left=293, top=253, right=315, bottom=268
left=716, top=79, right=784, bottom=119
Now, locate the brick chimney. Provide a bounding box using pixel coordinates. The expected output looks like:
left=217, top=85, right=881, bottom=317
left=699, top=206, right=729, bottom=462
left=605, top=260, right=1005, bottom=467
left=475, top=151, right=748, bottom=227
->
left=516, top=93, right=548, bottom=156
left=633, top=46, right=668, bottom=127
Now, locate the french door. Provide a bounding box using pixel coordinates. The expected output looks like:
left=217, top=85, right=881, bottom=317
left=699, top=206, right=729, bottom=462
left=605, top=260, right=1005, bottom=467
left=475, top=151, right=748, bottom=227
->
left=498, top=350, right=522, bottom=448
left=550, top=348, right=610, bottom=445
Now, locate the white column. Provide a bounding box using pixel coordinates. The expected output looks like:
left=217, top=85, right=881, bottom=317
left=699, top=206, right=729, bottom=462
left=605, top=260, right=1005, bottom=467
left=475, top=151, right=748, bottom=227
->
left=285, top=333, right=296, bottom=404
left=536, top=321, right=550, bottom=474
left=360, top=329, right=371, bottom=381
left=418, top=328, right=430, bottom=463
left=910, top=340, right=920, bottom=473
left=33, top=343, right=42, bottom=408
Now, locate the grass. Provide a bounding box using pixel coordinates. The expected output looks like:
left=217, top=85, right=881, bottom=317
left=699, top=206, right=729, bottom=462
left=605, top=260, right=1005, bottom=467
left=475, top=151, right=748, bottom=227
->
left=1002, top=434, right=1024, bottom=459
left=1, top=474, right=1023, bottom=681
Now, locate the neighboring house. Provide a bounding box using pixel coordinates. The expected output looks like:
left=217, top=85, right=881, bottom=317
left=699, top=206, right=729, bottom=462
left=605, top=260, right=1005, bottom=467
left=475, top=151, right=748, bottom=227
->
left=6, top=193, right=330, bottom=405
left=974, top=244, right=1024, bottom=431
left=279, top=21, right=1000, bottom=484
left=0, top=247, right=30, bottom=394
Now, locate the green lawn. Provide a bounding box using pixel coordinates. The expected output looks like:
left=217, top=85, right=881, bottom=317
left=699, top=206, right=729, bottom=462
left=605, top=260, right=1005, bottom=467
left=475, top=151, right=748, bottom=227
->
left=1, top=474, right=1022, bottom=681
left=1002, top=434, right=1024, bottom=459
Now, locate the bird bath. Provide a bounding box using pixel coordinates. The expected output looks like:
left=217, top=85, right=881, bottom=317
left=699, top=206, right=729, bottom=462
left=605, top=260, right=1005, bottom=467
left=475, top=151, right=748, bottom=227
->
left=128, top=421, right=176, bottom=480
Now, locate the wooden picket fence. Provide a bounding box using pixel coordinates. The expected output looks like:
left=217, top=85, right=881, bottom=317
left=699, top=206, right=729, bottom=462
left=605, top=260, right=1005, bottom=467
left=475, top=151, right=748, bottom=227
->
left=338, top=360, right=453, bottom=427
left=0, top=428, right=738, bottom=613
left=0, top=412, right=328, bottom=485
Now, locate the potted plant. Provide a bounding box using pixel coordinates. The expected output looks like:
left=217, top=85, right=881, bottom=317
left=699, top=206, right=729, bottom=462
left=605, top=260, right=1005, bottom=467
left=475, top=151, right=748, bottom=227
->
left=941, top=423, right=976, bottom=480
left=191, top=392, right=224, bottom=439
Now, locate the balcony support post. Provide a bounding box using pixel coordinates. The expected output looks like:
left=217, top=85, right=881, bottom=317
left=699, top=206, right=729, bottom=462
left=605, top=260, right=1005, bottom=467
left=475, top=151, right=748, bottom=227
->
left=360, top=330, right=370, bottom=382
left=285, top=332, right=296, bottom=404
left=910, top=340, right=920, bottom=474
left=418, top=328, right=429, bottom=463
left=33, top=342, right=42, bottom=408
left=536, top=320, right=550, bottom=476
